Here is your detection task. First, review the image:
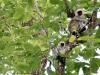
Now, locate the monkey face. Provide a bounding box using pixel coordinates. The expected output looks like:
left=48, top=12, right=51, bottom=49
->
left=77, top=10, right=82, bottom=16
left=75, top=9, right=84, bottom=16
left=60, top=42, right=64, bottom=47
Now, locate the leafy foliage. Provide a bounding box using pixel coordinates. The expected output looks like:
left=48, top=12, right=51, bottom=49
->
left=0, top=0, right=100, bottom=74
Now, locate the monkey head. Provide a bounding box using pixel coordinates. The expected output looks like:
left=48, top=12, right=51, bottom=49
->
left=75, top=9, right=85, bottom=16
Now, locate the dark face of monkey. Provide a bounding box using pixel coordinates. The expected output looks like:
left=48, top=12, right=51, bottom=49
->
left=77, top=11, right=82, bottom=16
left=61, top=43, right=64, bottom=47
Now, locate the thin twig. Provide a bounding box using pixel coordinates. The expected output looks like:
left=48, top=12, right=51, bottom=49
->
left=33, top=0, right=48, bottom=36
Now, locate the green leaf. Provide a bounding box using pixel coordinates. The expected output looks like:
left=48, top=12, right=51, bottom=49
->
left=66, top=59, right=75, bottom=71
left=80, top=48, right=96, bottom=59
left=16, top=62, right=29, bottom=73
left=23, top=42, right=34, bottom=51
left=95, top=28, right=100, bottom=38
left=83, top=67, right=90, bottom=75
left=90, top=58, right=100, bottom=73
left=13, top=6, right=24, bottom=20
left=0, top=31, right=3, bottom=37
left=27, top=0, right=33, bottom=7
left=50, top=0, right=60, bottom=4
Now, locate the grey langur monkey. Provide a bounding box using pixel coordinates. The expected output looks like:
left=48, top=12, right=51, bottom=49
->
left=68, top=9, right=88, bottom=36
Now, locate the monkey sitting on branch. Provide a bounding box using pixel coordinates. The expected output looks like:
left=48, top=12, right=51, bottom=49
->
left=68, top=9, right=88, bottom=35
left=68, top=9, right=88, bottom=44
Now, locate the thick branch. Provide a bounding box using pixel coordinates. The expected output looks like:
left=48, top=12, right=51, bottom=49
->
left=89, top=1, right=98, bottom=29
left=88, top=0, right=97, bottom=28
left=63, top=0, right=75, bottom=18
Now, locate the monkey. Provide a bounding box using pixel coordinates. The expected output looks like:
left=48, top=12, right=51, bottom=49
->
left=57, top=42, right=69, bottom=56
left=56, top=42, right=66, bottom=75
left=68, top=9, right=88, bottom=37
left=67, top=9, right=88, bottom=46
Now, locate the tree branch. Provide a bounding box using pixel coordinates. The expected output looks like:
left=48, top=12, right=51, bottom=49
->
left=33, top=0, right=44, bottom=20
left=63, top=0, right=75, bottom=18
left=33, top=0, right=48, bottom=36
